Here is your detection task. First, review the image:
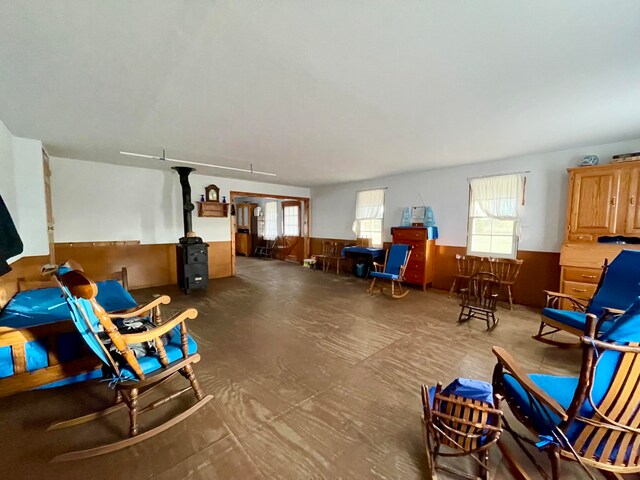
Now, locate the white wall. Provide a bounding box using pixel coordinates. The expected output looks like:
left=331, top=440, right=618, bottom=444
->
left=0, top=118, right=49, bottom=262
left=311, top=137, right=640, bottom=253
left=50, top=157, right=310, bottom=244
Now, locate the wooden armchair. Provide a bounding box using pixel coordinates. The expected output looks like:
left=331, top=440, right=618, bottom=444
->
left=458, top=272, right=501, bottom=330
left=449, top=254, right=486, bottom=297
left=47, top=267, right=212, bottom=462
left=487, top=257, right=524, bottom=310
left=493, top=304, right=640, bottom=479
left=316, top=241, right=338, bottom=272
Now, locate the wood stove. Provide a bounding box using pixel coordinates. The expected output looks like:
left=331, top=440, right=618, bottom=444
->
left=173, top=166, right=209, bottom=293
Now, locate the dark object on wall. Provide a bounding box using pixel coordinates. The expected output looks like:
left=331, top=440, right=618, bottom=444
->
left=0, top=195, right=23, bottom=276
left=172, top=167, right=208, bottom=293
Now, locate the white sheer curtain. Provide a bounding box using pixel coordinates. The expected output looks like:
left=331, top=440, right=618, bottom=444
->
left=264, top=201, right=278, bottom=240
left=469, top=174, right=525, bottom=220
left=352, top=189, right=385, bottom=236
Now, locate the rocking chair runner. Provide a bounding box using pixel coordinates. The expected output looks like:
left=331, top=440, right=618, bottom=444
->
left=493, top=299, right=640, bottom=479
left=367, top=244, right=412, bottom=299
left=458, top=272, right=501, bottom=330
left=48, top=268, right=212, bottom=462
left=534, top=249, right=640, bottom=347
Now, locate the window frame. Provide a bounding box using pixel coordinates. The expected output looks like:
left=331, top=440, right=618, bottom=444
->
left=282, top=201, right=301, bottom=237
left=354, top=188, right=385, bottom=248
left=466, top=184, right=520, bottom=260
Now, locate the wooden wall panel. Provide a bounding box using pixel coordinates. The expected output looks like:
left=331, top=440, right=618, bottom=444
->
left=208, top=241, right=232, bottom=278
left=0, top=255, right=50, bottom=308
left=310, top=237, right=560, bottom=307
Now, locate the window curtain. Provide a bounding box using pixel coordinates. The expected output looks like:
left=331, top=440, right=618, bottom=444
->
left=469, top=174, right=525, bottom=220
left=352, top=189, right=385, bottom=236
left=264, top=201, right=278, bottom=240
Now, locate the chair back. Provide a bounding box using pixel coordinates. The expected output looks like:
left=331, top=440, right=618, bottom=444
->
left=588, top=249, right=640, bottom=316
left=455, top=254, right=485, bottom=276
left=55, top=269, right=143, bottom=379
left=462, top=272, right=501, bottom=311
left=421, top=382, right=502, bottom=454
left=385, top=244, right=411, bottom=277
left=566, top=299, right=640, bottom=470
left=488, top=258, right=523, bottom=285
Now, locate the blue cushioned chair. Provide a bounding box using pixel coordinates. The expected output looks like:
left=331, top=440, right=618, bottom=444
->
left=493, top=298, right=640, bottom=479
left=47, top=268, right=212, bottom=462
left=367, top=244, right=412, bottom=298
left=534, top=249, right=640, bottom=347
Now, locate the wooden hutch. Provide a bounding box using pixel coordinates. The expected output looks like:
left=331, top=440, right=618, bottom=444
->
left=559, top=160, right=640, bottom=302
left=235, top=202, right=258, bottom=256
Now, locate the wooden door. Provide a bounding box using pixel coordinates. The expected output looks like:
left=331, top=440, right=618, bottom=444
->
left=282, top=201, right=302, bottom=262
left=568, top=169, right=620, bottom=236
left=625, top=167, right=640, bottom=234
left=43, top=150, right=55, bottom=263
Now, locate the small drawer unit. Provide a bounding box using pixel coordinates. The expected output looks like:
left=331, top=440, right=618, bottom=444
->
left=391, top=227, right=436, bottom=292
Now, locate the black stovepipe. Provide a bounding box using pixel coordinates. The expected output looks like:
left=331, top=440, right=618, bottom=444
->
left=172, top=166, right=196, bottom=237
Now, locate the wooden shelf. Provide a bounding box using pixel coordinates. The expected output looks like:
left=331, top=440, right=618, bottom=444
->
left=197, top=201, right=229, bottom=218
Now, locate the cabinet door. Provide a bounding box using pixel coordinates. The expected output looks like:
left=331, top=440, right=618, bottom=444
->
left=625, top=167, right=640, bottom=234
left=568, top=169, right=620, bottom=235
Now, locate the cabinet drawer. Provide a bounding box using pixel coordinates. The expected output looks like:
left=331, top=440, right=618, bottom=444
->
left=404, top=268, right=425, bottom=284
left=562, top=267, right=601, bottom=284
left=405, top=260, right=425, bottom=272
left=567, top=233, right=594, bottom=242
left=561, top=280, right=597, bottom=300
left=393, top=229, right=426, bottom=241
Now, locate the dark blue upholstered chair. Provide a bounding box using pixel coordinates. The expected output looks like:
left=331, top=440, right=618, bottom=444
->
left=47, top=268, right=212, bottom=462
left=534, top=249, right=640, bottom=347
left=367, top=244, right=412, bottom=298
left=493, top=298, right=640, bottom=479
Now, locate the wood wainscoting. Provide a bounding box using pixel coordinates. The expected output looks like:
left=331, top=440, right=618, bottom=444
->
left=53, top=241, right=232, bottom=290
left=310, top=238, right=560, bottom=307
left=0, top=255, right=51, bottom=308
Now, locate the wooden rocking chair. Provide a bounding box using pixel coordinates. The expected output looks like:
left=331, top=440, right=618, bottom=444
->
left=449, top=254, right=486, bottom=297
left=458, top=272, right=501, bottom=330
left=421, top=380, right=503, bottom=480
left=48, top=267, right=212, bottom=462
left=534, top=249, right=640, bottom=348
left=367, top=244, right=412, bottom=299
left=493, top=300, right=640, bottom=479
left=487, top=257, right=523, bottom=310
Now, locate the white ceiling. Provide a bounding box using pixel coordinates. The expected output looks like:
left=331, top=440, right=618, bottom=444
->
left=1, top=1, right=639, bottom=187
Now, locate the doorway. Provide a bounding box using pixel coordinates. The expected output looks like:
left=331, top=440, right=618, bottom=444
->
left=229, top=191, right=310, bottom=276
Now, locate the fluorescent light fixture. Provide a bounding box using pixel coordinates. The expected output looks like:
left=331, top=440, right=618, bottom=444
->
left=119, top=151, right=277, bottom=177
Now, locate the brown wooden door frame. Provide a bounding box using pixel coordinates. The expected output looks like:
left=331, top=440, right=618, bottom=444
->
left=229, top=191, right=310, bottom=275
left=42, top=149, right=55, bottom=264
left=281, top=201, right=302, bottom=262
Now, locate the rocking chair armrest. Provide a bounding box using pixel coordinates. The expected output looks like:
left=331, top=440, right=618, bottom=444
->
left=543, top=290, right=589, bottom=302
left=120, top=308, right=198, bottom=344
left=372, top=262, right=384, bottom=272
left=492, top=346, right=568, bottom=421
left=543, top=290, right=588, bottom=311
left=108, top=295, right=171, bottom=319
left=601, top=307, right=625, bottom=316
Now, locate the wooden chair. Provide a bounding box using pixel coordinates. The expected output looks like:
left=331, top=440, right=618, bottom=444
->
left=449, top=255, right=486, bottom=297
left=458, top=272, right=501, bottom=330
left=421, top=381, right=503, bottom=480
left=534, top=249, right=640, bottom=348
left=254, top=238, right=276, bottom=259
left=48, top=267, right=212, bottom=462
left=334, top=242, right=353, bottom=275
left=367, top=244, right=412, bottom=299
left=316, top=241, right=338, bottom=272
left=493, top=303, right=640, bottom=479
left=487, top=257, right=524, bottom=310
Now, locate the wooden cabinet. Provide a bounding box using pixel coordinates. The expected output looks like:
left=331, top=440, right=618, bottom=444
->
left=391, top=227, right=436, bottom=292
left=560, top=161, right=640, bottom=304
left=235, top=203, right=258, bottom=256
left=624, top=167, right=640, bottom=234
left=568, top=168, right=620, bottom=236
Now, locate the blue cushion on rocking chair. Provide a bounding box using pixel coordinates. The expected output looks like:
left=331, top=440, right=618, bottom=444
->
left=370, top=271, right=399, bottom=281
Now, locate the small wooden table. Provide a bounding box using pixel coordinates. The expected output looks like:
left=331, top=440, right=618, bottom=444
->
left=0, top=281, right=137, bottom=397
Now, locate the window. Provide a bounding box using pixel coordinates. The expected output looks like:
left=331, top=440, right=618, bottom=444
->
left=283, top=203, right=300, bottom=236
left=467, top=174, right=524, bottom=259
left=264, top=201, right=278, bottom=240
left=353, top=189, right=385, bottom=247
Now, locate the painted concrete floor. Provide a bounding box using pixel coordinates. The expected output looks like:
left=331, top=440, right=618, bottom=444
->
left=1, top=257, right=593, bottom=479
